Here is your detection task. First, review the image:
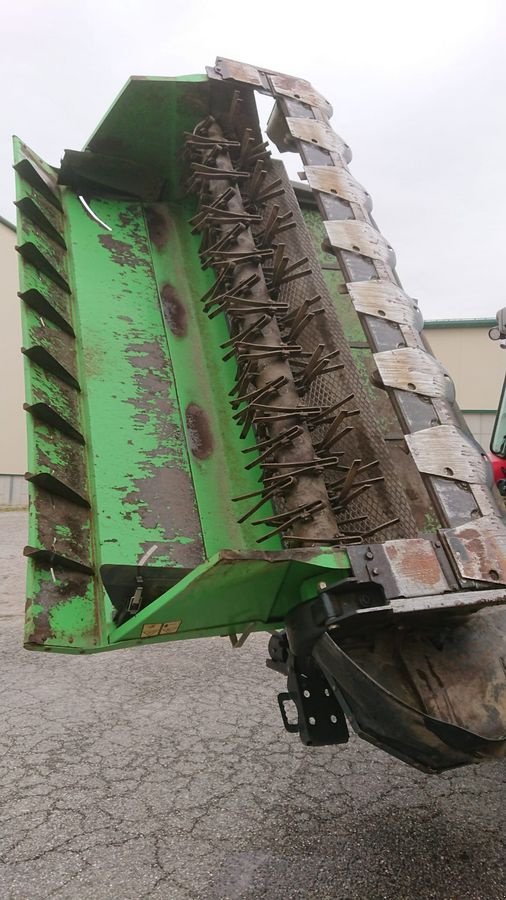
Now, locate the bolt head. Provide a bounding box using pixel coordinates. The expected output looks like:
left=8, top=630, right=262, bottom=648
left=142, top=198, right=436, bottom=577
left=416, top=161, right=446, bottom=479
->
left=318, top=581, right=327, bottom=591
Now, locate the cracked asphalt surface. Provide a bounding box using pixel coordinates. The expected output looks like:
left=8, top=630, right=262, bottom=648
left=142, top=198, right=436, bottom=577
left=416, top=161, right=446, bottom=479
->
left=1, top=510, right=506, bottom=899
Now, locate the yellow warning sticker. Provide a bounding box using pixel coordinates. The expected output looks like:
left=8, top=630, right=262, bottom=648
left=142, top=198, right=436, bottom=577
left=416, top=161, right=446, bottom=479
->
left=140, top=623, right=162, bottom=638
left=140, top=621, right=181, bottom=638
left=160, top=620, right=181, bottom=635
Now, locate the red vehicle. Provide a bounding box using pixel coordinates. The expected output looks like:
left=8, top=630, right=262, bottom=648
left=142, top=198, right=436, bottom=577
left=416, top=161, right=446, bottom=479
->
left=489, top=310, right=506, bottom=495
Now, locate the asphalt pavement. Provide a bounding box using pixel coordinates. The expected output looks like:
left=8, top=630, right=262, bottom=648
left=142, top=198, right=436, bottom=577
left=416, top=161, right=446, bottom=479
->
left=1, top=510, right=506, bottom=900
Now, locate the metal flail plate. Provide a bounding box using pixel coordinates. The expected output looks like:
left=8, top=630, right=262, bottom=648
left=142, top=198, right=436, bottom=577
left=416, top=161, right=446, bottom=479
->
left=286, top=119, right=349, bottom=156
left=405, top=425, right=490, bottom=483
left=324, top=220, right=393, bottom=265
left=374, top=348, right=454, bottom=399
left=212, top=58, right=265, bottom=87
left=346, top=280, right=421, bottom=328
left=381, top=539, right=450, bottom=597
left=304, top=166, right=368, bottom=205
left=442, top=515, right=506, bottom=585
left=208, top=60, right=333, bottom=115
left=269, top=75, right=333, bottom=115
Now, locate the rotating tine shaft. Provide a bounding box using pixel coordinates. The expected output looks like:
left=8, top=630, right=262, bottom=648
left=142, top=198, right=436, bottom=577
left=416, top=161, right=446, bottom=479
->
left=242, top=424, right=303, bottom=454
left=255, top=501, right=325, bottom=543
left=260, top=455, right=341, bottom=471
left=252, top=499, right=324, bottom=527
left=332, top=482, right=372, bottom=511
left=295, top=345, right=342, bottom=389
left=232, top=376, right=287, bottom=416
left=185, top=114, right=344, bottom=540
left=247, top=160, right=268, bottom=201
left=221, top=315, right=271, bottom=360
left=228, top=358, right=255, bottom=398
left=233, top=477, right=295, bottom=524
left=243, top=426, right=304, bottom=469
left=330, top=475, right=385, bottom=498
left=360, top=517, right=400, bottom=539
left=332, top=458, right=362, bottom=503
left=190, top=187, right=235, bottom=229
left=316, top=409, right=360, bottom=452
left=310, top=394, right=354, bottom=427
left=285, top=296, right=325, bottom=341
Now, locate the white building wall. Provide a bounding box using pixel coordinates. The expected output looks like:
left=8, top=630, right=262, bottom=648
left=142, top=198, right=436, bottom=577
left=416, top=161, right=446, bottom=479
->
left=462, top=412, right=495, bottom=451
left=0, top=217, right=28, bottom=505
left=425, top=321, right=501, bottom=451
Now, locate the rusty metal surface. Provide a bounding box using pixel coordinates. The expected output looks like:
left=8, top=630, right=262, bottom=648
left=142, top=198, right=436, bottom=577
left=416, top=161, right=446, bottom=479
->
left=406, top=425, right=490, bottom=483
left=374, top=348, right=454, bottom=399
left=314, top=630, right=506, bottom=772
left=313, top=596, right=506, bottom=769
left=160, top=283, right=188, bottom=337
left=21, top=316, right=79, bottom=389
left=269, top=75, right=332, bottom=115
left=145, top=204, right=171, bottom=249
left=18, top=270, right=74, bottom=336
left=324, top=220, right=394, bottom=265
left=207, top=59, right=333, bottom=116
left=396, top=608, right=506, bottom=737
left=211, top=58, right=265, bottom=87
left=430, top=477, right=484, bottom=527
left=16, top=232, right=70, bottom=294
left=25, top=488, right=94, bottom=573
left=348, top=538, right=451, bottom=598
left=442, top=515, right=506, bottom=585
left=15, top=195, right=65, bottom=248
left=185, top=404, right=214, bottom=460
left=24, top=569, right=96, bottom=646
left=346, top=280, right=422, bottom=328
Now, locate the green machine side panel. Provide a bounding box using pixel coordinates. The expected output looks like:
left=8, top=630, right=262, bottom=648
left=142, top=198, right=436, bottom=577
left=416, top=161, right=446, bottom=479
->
left=14, top=86, right=353, bottom=653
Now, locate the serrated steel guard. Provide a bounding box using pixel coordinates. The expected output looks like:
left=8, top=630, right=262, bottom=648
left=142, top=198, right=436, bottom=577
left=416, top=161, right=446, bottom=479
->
left=12, top=57, right=506, bottom=771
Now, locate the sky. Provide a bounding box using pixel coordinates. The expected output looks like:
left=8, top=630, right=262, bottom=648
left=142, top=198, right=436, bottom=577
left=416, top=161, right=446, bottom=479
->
left=1, top=0, right=505, bottom=320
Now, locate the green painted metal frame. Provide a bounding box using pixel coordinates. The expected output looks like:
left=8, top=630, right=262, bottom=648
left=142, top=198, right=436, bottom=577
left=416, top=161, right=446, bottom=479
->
left=14, top=75, right=353, bottom=653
